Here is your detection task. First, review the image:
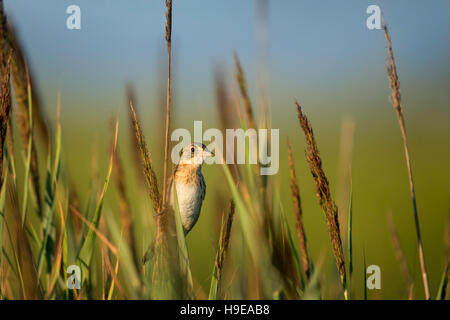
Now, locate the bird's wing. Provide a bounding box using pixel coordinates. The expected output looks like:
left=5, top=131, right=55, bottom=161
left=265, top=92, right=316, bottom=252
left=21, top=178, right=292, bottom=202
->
left=200, top=174, right=206, bottom=201
left=167, top=165, right=176, bottom=205
left=167, top=163, right=181, bottom=207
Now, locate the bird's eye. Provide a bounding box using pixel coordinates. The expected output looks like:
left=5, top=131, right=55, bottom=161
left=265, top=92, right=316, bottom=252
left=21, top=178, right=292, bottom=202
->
left=191, top=147, right=195, bottom=153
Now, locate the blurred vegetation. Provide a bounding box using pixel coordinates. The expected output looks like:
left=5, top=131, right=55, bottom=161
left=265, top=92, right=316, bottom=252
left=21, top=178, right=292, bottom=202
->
left=0, top=1, right=449, bottom=300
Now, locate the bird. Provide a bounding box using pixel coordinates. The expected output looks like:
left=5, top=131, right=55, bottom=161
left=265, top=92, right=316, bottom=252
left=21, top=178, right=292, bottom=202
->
left=169, top=142, right=214, bottom=235
left=142, top=142, right=213, bottom=264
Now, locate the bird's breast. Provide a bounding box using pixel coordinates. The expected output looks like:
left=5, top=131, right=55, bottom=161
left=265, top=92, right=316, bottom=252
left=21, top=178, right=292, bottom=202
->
left=172, top=179, right=205, bottom=232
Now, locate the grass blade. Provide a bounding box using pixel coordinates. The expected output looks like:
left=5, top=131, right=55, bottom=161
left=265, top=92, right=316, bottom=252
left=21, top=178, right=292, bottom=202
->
left=37, top=105, right=61, bottom=279
left=278, top=197, right=305, bottom=291
left=76, top=119, right=118, bottom=284
left=21, top=78, right=33, bottom=224
left=436, top=260, right=449, bottom=300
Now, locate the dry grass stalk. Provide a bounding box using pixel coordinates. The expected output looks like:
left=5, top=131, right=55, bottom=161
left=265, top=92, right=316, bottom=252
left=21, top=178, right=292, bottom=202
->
left=383, top=24, right=430, bottom=299
left=287, top=137, right=311, bottom=280
left=213, top=200, right=235, bottom=298
left=387, top=211, right=414, bottom=299
left=234, top=52, right=256, bottom=130
left=295, top=100, right=347, bottom=299
left=162, top=0, right=173, bottom=208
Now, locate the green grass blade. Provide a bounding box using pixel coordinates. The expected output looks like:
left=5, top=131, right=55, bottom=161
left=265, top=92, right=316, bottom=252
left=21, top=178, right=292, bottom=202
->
left=220, top=160, right=274, bottom=298
left=21, top=80, right=33, bottom=225
left=302, top=257, right=323, bottom=300
left=279, top=197, right=305, bottom=290
left=436, top=260, right=449, bottom=300
left=37, top=111, right=62, bottom=282
left=36, top=156, right=56, bottom=278
left=76, top=120, right=118, bottom=284
left=104, top=208, right=141, bottom=299
left=208, top=239, right=221, bottom=299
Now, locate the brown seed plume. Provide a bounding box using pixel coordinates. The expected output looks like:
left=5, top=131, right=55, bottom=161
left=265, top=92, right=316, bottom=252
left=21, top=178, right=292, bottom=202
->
left=126, top=83, right=144, bottom=184
left=6, top=23, right=44, bottom=215
left=214, top=200, right=235, bottom=297
left=128, top=100, right=162, bottom=213
left=0, top=4, right=11, bottom=189
left=7, top=25, right=50, bottom=148
left=295, top=100, right=347, bottom=299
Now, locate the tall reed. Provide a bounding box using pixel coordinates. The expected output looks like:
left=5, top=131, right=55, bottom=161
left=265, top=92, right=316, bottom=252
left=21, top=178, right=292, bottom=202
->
left=162, top=0, right=173, bottom=207
left=383, top=24, right=430, bottom=299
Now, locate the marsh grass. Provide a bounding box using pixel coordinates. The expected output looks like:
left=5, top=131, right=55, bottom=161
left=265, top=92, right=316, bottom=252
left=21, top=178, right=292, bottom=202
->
left=0, top=3, right=446, bottom=301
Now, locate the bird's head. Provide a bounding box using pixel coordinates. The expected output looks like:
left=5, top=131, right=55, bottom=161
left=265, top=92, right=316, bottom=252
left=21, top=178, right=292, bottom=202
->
left=179, top=142, right=214, bottom=166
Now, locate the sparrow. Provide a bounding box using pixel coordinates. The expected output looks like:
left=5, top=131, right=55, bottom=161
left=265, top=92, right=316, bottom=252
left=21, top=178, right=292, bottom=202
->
left=169, top=142, right=214, bottom=235
left=142, top=142, right=213, bottom=264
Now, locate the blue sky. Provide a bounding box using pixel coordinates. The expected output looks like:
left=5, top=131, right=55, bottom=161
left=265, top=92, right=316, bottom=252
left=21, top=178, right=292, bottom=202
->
left=4, top=0, right=450, bottom=118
